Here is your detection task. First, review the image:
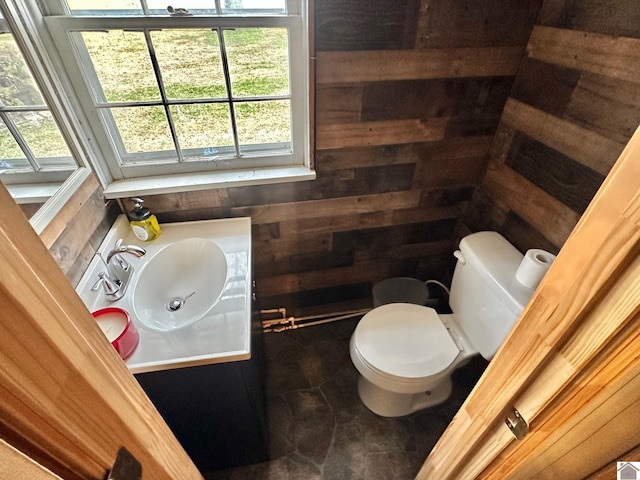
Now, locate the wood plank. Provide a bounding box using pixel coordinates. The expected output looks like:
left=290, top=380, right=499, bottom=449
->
left=0, top=439, right=61, bottom=480
left=257, top=260, right=392, bottom=297
left=361, top=77, right=512, bottom=122
left=501, top=98, right=624, bottom=175
left=314, top=0, right=418, bottom=52
left=316, top=136, right=492, bottom=171
left=254, top=232, right=332, bottom=263
left=231, top=190, right=422, bottom=225
left=537, top=0, right=640, bottom=40
left=316, top=117, right=448, bottom=150
left=564, top=72, right=640, bottom=145
left=48, top=188, right=117, bottom=278
left=527, top=25, right=640, bottom=84
left=506, top=133, right=605, bottom=214
left=501, top=212, right=560, bottom=255
left=316, top=46, right=524, bottom=84
left=39, top=174, right=100, bottom=249
left=315, top=85, right=363, bottom=125
left=355, top=238, right=453, bottom=263
left=143, top=189, right=230, bottom=214
left=414, top=154, right=487, bottom=189
left=415, top=0, right=541, bottom=48
left=461, top=187, right=510, bottom=237
left=229, top=164, right=414, bottom=207
left=260, top=283, right=372, bottom=315
left=510, top=57, right=581, bottom=117
left=271, top=204, right=463, bottom=241
left=482, top=161, right=581, bottom=247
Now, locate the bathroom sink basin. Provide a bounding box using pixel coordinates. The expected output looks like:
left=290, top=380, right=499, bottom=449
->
left=132, top=238, right=228, bottom=332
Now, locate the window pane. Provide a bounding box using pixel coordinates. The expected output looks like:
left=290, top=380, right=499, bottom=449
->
left=0, top=120, right=27, bottom=169
left=225, top=28, right=289, bottom=98
left=78, top=31, right=160, bottom=103
left=0, top=34, right=46, bottom=107
left=235, top=99, right=290, bottom=152
left=151, top=29, right=227, bottom=100
left=64, top=0, right=286, bottom=16
left=170, top=104, right=234, bottom=157
left=66, top=1, right=143, bottom=16
left=221, top=0, right=286, bottom=14
left=147, top=1, right=214, bottom=15
left=110, top=106, right=175, bottom=155
left=12, top=111, right=73, bottom=160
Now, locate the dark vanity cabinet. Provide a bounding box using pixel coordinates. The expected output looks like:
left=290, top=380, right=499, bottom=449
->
left=134, top=305, right=268, bottom=474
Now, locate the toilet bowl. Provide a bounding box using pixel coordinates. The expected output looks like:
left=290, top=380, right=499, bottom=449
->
left=349, top=303, right=475, bottom=417
left=349, top=231, right=540, bottom=417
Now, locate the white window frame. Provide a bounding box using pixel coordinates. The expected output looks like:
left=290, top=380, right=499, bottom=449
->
left=0, top=0, right=93, bottom=233
left=0, top=15, right=78, bottom=184
left=41, top=0, right=314, bottom=198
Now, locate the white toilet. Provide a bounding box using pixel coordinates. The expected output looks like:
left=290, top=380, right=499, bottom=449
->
left=350, top=231, right=537, bottom=417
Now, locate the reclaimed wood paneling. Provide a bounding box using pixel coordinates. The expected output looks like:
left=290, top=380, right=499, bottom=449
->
left=527, top=26, right=640, bottom=83
left=314, top=0, right=419, bottom=52
left=416, top=0, right=542, bottom=48
left=482, top=161, right=580, bottom=248
left=316, top=117, right=449, bottom=150
left=465, top=2, right=640, bottom=252
left=537, top=0, right=640, bottom=39
left=505, top=133, right=605, bottom=214
left=500, top=98, right=623, bottom=175
left=44, top=174, right=119, bottom=286
left=316, top=46, right=524, bottom=84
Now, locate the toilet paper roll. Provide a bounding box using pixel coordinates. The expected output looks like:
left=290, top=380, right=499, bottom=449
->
left=515, top=249, right=556, bottom=289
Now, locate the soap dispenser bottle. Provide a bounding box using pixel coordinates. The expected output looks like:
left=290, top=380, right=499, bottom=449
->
left=127, top=197, right=161, bottom=241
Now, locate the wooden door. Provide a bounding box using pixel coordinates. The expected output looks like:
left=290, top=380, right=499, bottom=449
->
left=0, top=182, right=203, bottom=479
left=418, top=128, right=640, bottom=479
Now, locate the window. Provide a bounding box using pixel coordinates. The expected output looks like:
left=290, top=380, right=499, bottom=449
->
left=41, top=0, right=312, bottom=196
left=0, top=13, right=78, bottom=195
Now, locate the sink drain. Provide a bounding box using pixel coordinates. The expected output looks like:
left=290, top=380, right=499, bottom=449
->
left=165, top=291, right=195, bottom=312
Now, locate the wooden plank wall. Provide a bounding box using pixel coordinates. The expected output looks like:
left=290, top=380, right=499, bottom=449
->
left=463, top=0, right=640, bottom=254
left=40, top=174, right=120, bottom=287
left=136, top=0, right=541, bottom=317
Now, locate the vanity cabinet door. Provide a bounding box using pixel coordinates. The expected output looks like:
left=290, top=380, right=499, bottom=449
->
left=135, top=357, right=269, bottom=474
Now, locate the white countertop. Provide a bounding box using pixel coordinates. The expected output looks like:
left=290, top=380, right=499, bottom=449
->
left=76, top=215, right=252, bottom=374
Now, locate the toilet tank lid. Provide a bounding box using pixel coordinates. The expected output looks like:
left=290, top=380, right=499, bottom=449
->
left=459, top=232, right=534, bottom=314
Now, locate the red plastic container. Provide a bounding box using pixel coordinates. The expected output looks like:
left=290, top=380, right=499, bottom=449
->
left=92, top=307, right=139, bottom=360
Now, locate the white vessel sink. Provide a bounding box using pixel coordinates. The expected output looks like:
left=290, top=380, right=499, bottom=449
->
left=132, top=238, right=228, bottom=332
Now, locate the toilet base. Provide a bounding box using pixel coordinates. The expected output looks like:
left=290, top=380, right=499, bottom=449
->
left=357, top=375, right=453, bottom=417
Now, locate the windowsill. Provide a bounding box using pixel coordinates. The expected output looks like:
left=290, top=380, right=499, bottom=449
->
left=6, top=183, right=62, bottom=204
left=102, top=165, right=316, bottom=199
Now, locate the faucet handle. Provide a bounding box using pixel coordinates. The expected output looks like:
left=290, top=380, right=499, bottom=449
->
left=91, top=272, right=121, bottom=297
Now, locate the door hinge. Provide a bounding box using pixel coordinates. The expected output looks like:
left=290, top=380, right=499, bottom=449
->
left=505, top=408, right=528, bottom=440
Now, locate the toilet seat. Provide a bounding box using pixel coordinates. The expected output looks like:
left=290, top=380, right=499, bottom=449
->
left=353, top=303, right=459, bottom=379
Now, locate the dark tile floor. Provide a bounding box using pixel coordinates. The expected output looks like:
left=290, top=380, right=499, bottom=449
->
left=207, top=317, right=487, bottom=480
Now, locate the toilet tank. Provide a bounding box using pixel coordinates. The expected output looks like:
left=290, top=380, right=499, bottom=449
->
left=449, top=232, right=536, bottom=360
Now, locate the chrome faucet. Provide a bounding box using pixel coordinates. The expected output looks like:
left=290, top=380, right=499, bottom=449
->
left=92, top=239, right=146, bottom=301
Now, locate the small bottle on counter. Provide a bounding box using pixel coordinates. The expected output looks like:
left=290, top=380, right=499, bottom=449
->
left=127, top=197, right=161, bottom=241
